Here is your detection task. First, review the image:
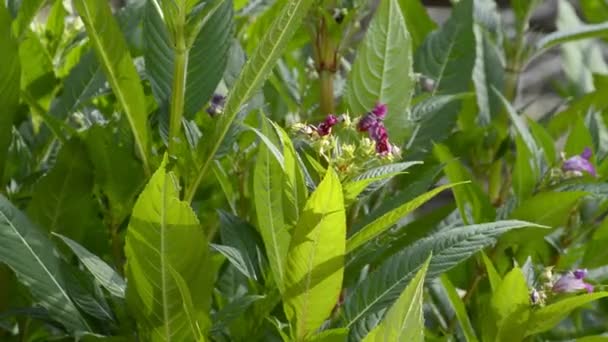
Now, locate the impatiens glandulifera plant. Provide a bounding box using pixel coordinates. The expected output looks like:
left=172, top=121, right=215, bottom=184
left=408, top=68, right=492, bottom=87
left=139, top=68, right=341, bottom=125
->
left=2, top=0, right=608, bottom=341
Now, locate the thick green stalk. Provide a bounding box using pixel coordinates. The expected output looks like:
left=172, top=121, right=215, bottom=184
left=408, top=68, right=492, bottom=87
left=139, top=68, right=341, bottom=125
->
left=168, top=42, right=188, bottom=156
left=319, top=70, right=335, bottom=115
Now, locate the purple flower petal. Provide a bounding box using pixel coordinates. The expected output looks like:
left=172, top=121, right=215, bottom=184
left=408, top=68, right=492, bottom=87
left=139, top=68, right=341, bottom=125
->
left=581, top=147, right=593, bottom=160
left=552, top=272, right=594, bottom=293
left=562, top=155, right=597, bottom=177
left=573, top=269, right=588, bottom=280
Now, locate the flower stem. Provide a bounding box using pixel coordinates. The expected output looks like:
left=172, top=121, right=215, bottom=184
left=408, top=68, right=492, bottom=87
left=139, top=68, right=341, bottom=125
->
left=320, top=70, right=335, bottom=115
left=168, top=34, right=189, bottom=157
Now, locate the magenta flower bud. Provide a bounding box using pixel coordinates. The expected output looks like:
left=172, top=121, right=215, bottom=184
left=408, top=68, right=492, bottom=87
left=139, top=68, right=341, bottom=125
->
left=552, top=271, right=594, bottom=294
left=562, top=147, right=596, bottom=177
left=375, top=138, right=392, bottom=155
left=316, top=114, right=339, bottom=136
left=371, top=103, right=387, bottom=119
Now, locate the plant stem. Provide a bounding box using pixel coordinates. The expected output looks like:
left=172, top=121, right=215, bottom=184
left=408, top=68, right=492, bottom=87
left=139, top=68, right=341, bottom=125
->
left=320, top=70, right=335, bottom=115
left=168, top=39, right=189, bottom=157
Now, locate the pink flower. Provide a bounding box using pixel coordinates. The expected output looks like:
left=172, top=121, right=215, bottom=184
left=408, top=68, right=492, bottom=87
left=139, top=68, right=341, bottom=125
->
left=371, top=103, right=387, bottom=119
left=317, top=114, right=339, bottom=136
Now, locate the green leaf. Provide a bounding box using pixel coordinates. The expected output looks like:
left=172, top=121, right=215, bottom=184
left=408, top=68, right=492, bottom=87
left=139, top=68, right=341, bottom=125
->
left=254, top=119, right=289, bottom=291
left=216, top=210, right=265, bottom=281
left=433, top=144, right=495, bottom=223
left=347, top=0, right=414, bottom=144
left=271, top=122, right=308, bottom=228
left=481, top=251, right=501, bottom=291
left=528, top=119, right=556, bottom=165
left=49, top=51, right=106, bottom=119
left=0, top=195, right=90, bottom=332
left=512, top=0, right=541, bottom=32
left=343, top=220, right=541, bottom=340
left=565, top=116, right=594, bottom=158
left=346, top=182, right=466, bottom=254
left=0, top=4, right=20, bottom=183
left=410, top=94, right=470, bottom=122
left=440, top=274, right=479, bottom=342
left=363, top=256, right=430, bottom=342
left=553, top=0, right=608, bottom=94
left=512, top=135, right=536, bottom=200
left=83, top=125, right=145, bottom=225
left=11, top=0, right=44, bottom=38
left=472, top=22, right=504, bottom=126
left=54, top=233, right=126, bottom=298
left=308, top=328, right=349, bottom=342
left=525, top=292, right=608, bottom=336
left=580, top=0, right=608, bottom=23
left=343, top=162, right=422, bottom=206
left=398, top=0, right=435, bottom=50
left=27, top=139, right=105, bottom=253
left=143, top=0, right=233, bottom=118
left=186, top=0, right=315, bottom=201
left=125, top=157, right=211, bottom=341
left=537, top=21, right=608, bottom=50
left=510, top=191, right=588, bottom=227
left=283, top=168, right=346, bottom=340
left=74, top=0, right=151, bottom=173
left=491, top=267, right=530, bottom=342
left=414, top=0, right=475, bottom=94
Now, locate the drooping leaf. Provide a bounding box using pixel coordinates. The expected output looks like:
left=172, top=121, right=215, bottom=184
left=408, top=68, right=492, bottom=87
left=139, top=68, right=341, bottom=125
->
left=348, top=0, right=414, bottom=145
left=74, top=0, right=151, bottom=172
left=0, top=5, right=20, bottom=183
left=343, top=220, right=541, bottom=340
left=54, top=233, right=126, bottom=298
left=363, top=256, right=430, bottom=342
left=283, top=168, right=346, bottom=340
left=0, top=195, right=90, bottom=332
left=253, top=119, right=289, bottom=291
left=124, top=157, right=212, bottom=341
left=346, top=182, right=466, bottom=254
left=525, top=292, right=608, bottom=336
left=186, top=0, right=317, bottom=201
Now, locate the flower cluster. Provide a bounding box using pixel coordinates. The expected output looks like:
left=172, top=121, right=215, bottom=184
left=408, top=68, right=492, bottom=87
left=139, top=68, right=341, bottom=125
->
left=561, top=147, right=596, bottom=177
left=357, top=103, right=391, bottom=155
left=530, top=267, right=594, bottom=306
left=206, top=94, right=226, bottom=117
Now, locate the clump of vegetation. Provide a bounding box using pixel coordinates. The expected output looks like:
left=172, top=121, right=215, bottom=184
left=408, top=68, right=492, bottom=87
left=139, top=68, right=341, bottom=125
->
left=1, top=0, right=608, bottom=340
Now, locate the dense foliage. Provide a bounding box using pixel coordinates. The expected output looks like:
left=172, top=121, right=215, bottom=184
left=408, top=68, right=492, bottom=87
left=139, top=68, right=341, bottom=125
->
left=2, top=0, right=608, bottom=340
